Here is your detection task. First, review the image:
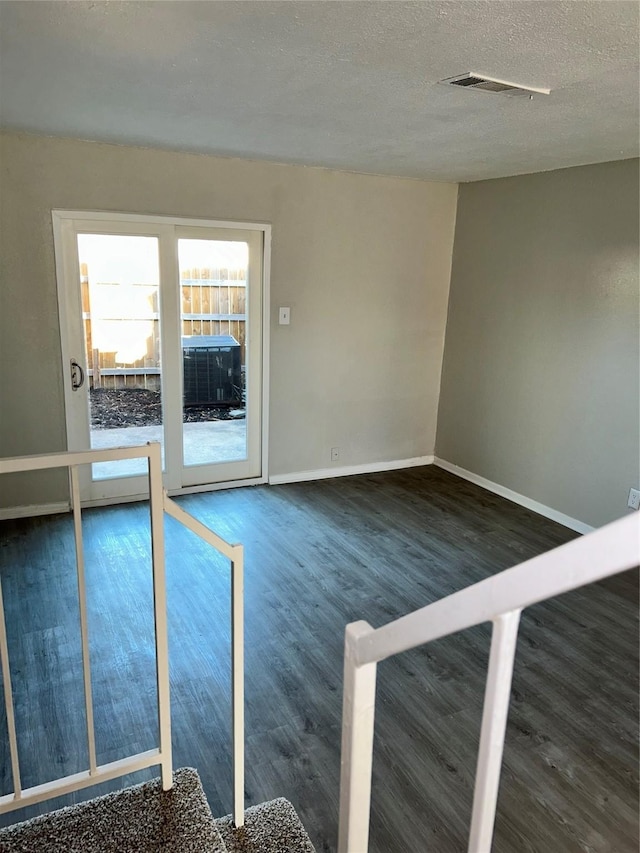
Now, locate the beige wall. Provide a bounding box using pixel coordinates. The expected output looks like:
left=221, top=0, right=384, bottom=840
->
left=0, top=132, right=458, bottom=508
left=436, top=159, right=640, bottom=529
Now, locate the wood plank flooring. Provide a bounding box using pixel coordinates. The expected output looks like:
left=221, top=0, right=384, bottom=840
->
left=0, top=466, right=637, bottom=851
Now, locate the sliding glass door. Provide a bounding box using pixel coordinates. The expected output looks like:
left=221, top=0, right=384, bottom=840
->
left=54, top=212, right=265, bottom=503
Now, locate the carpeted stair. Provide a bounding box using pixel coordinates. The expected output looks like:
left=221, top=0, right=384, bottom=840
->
left=0, top=768, right=316, bottom=853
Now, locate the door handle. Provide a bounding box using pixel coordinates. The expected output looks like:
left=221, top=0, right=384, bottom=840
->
left=70, top=358, right=85, bottom=391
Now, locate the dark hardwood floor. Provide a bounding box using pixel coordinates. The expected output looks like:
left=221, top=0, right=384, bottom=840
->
left=0, top=466, right=637, bottom=852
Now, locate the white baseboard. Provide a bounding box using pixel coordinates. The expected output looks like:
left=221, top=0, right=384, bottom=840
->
left=0, top=501, right=70, bottom=521
left=269, top=455, right=434, bottom=486
left=434, top=457, right=594, bottom=535
left=0, top=460, right=592, bottom=536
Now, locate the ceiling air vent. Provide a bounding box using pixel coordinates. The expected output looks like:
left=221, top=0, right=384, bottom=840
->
left=440, top=72, right=550, bottom=97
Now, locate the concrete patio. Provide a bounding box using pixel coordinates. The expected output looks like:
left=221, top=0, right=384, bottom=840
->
left=90, top=419, right=246, bottom=479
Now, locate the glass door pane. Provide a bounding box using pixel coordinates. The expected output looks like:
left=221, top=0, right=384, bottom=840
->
left=178, top=239, right=248, bottom=468
left=77, top=234, right=164, bottom=480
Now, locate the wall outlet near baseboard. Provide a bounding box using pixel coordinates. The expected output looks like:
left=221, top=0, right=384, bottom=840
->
left=628, top=488, right=640, bottom=511
left=331, top=447, right=340, bottom=462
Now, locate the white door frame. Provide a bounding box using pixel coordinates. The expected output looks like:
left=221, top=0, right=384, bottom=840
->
left=53, top=210, right=271, bottom=505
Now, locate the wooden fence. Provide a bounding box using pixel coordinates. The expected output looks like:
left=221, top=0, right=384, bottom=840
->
left=81, top=264, right=247, bottom=391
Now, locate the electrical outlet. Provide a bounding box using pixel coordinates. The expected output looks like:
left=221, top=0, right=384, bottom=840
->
left=331, top=447, right=340, bottom=462
left=628, top=488, right=640, bottom=511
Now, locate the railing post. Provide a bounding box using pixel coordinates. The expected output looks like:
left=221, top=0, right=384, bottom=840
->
left=148, top=445, right=173, bottom=791
left=231, top=545, right=245, bottom=828
left=338, top=621, right=377, bottom=853
left=468, top=609, right=522, bottom=853
left=0, top=577, right=21, bottom=801
left=69, top=465, right=97, bottom=776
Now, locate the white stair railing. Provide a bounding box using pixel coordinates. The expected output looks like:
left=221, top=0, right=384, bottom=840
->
left=162, top=492, right=245, bottom=825
left=0, top=443, right=245, bottom=828
left=338, top=512, right=639, bottom=853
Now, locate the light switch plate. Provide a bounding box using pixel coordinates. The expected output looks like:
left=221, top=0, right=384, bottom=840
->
left=279, top=307, right=290, bottom=325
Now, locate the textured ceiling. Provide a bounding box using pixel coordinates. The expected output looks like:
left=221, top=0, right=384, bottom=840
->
left=0, top=0, right=638, bottom=181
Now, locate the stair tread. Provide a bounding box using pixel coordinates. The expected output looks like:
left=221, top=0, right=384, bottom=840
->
left=216, top=798, right=316, bottom=853
left=0, top=768, right=226, bottom=853
left=0, top=769, right=316, bottom=853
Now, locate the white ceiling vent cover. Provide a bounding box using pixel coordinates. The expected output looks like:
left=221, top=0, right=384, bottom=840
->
left=440, top=72, right=550, bottom=97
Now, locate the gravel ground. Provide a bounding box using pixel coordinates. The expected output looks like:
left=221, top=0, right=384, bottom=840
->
left=90, top=389, right=243, bottom=429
